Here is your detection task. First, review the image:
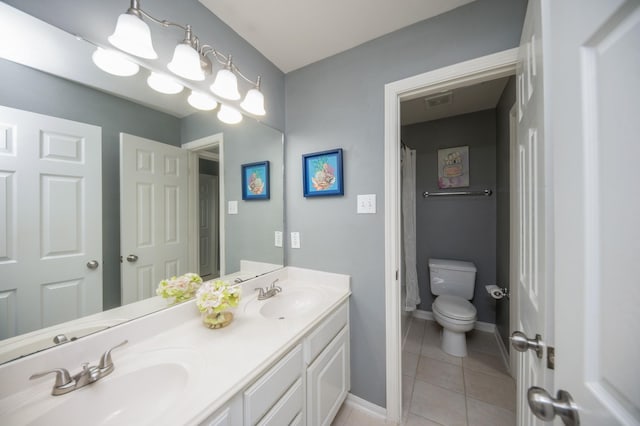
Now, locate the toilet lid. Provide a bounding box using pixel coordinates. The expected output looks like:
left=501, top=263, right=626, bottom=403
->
left=433, top=295, right=477, bottom=321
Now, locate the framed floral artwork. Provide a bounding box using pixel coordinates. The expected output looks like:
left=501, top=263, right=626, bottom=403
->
left=241, top=161, right=269, bottom=200
left=302, top=148, right=344, bottom=197
left=437, top=146, right=469, bottom=188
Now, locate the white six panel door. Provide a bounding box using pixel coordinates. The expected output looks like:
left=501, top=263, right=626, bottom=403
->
left=120, top=133, right=188, bottom=304
left=0, top=105, right=102, bottom=339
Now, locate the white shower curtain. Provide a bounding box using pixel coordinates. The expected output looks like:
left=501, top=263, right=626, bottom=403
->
left=401, top=145, right=420, bottom=311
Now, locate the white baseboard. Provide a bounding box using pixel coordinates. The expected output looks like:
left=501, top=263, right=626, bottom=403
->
left=494, top=327, right=512, bottom=377
left=344, top=393, right=386, bottom=419
left=412, top=309, right=496, bottom=332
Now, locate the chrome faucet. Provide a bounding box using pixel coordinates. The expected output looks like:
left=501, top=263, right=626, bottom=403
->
left=256, top=279, right=282, bottom=300
left=29, top=340, right=128, bottom=396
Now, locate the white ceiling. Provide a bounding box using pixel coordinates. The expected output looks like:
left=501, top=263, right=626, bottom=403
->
left=198, top=0, right=475, bottom=73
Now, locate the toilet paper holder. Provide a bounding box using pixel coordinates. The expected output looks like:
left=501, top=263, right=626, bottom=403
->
left=486, top=285, right=510, bottom=300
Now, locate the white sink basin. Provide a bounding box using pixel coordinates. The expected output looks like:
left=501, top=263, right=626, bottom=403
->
left=1, top=348, right=203, bottom=426
left=245, top=285, right=327, bottom=319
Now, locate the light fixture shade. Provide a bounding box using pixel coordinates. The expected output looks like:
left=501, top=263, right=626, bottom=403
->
left=147, top=72, right=183, bottom=94
left=167, top=43, right=205, bottom=81
left=210, top=68, right=241, bottom=100
left=108, top=13, right=158, bottom=59
left=92, top=47, right=140, bottom=77
left=188, top=91, right=218, bottom=111
left=217, top=105, right=243, bottom=124
left=240, top=88, right=266, bottom=116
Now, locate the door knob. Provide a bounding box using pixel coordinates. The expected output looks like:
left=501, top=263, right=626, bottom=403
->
left=510, top=330, right=543, bottom=358
left=528, top=387, right=580, bottom=425
left=126, top=254, right=138, bottom=263
left=86, top=260, right=99, bottom=269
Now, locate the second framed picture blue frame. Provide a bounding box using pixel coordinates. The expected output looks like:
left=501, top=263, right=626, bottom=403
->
left=241, top=161, right=270, bottom=200
left=302, top=148, right=344, bottom=197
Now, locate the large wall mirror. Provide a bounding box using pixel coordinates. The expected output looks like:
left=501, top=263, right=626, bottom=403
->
left=0, top=4, right=284, bottom=364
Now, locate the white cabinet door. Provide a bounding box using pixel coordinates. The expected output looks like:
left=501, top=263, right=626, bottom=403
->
left=120, top=133, right=188, bottom=304
left=307, top=326, right=350, bottom=426
left=0, top=105, right=102, bottom=338
left=200, top=393, right=242, bottom=426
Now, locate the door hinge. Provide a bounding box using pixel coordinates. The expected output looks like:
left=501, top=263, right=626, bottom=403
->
left=547, top=346, right=555, bottom=370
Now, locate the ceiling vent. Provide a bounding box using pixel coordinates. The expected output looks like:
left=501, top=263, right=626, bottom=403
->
left=424, top=91, right=453, bottom=108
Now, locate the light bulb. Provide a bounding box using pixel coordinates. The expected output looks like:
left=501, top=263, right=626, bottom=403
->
left=188, top=91, right=218, bottom=111
left=210, top=68, right=241, bottom=100
left=217, top=105, right=243, bottom=124
left=240, top=87, right=266, bottom=116
left=108, top=13, right=158, bottom=59
left=167, top=43, right=205, bottom=81
left=92, top=47, right=140, bottom=77
left=147, top=72, right=183, bottom=94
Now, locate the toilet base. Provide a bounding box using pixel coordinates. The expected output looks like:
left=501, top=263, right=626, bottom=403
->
left=441, top=329, right=468, bottom=357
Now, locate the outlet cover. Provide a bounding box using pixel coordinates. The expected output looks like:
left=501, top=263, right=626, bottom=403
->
left=228, top=201, right=238, bottom=215
left=274, top=231, right=283, bottom=247
left=357, top=194, right=376, bottom=214
left=291, top=232, right=301, bottom=249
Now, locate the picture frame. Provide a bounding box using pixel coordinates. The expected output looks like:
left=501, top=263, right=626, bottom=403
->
left=437, top=146, right=469, bottom=188
left=241, top=161, right=270, bottom=200
left=302, top=148, right=344, bottom=197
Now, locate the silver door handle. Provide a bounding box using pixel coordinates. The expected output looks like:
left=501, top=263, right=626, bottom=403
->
left=126, top=254, right=138, bottom=263
left=86, top=260, right=99, bottom=269
left=510, top=331, right=543, bottom=358
left=528, top=387, right=580, bottom=425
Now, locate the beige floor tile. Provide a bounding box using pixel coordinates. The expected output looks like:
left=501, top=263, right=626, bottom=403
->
left=416, top=357, right=465, bottom=393
left=345, top=406, right=387, bottom=426
left=423, top=320, right=441, bottom=340
left=466, top=397, right=516, bottom=426
left=403, top=374, right=415, bottom=406
left=421, top=340, right=463, bottom=366
left=331, top=402, right=353, bottom=426
left=410, top=379, right=468, bottom=426
left=464, top=369, right=516, bottom=411
left=463, top=350, right=510, bottom=378
left=403, top=351, right=420, bottom=376
left=404, top=412, right=445, bottom=426
left=466, top=330, right=501, bottom=356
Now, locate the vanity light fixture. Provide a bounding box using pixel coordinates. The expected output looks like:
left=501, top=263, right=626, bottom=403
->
left=188, top=90, right=218, bottom=111
left=103, top=0, right=266, bottom=121
left=91, top=47, right=140, bottom=77
left=147, top=72, right=184, bottom=94
left=217, top=105, right=243, bottom=125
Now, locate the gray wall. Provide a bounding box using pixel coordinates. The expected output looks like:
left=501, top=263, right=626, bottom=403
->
left=496, top=76, right=516, bottom=348
left=0, top=58, right=181, bottom=310
left=284, top=0, right=527, bottom=407
left=5, top=0, right=285, bottom=132
left=402, top=110, right=497, bottom=323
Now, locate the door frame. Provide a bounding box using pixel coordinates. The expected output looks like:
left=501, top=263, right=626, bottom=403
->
left=383, top=48, right=518, bottom=423
left=182, top=133, right=225, bottom=276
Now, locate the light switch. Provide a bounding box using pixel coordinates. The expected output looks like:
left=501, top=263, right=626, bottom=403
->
left=291, top=232, right=301, bottom=249
left=228, top=200, right=238, bottom=215
left=274, top=231, right=283, bottom=247
left=357, top=194, right=376, bottom=214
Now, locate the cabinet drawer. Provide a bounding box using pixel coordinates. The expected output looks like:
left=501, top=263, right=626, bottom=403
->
left=244, top=344, right=303, bottom=425
left=257, top=377, right=304, bottom=426
left=304, top=302, right=348, bottom=364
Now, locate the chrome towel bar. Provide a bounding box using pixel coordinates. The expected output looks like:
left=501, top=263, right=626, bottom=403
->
left=422, top=189, right=493, bottom=198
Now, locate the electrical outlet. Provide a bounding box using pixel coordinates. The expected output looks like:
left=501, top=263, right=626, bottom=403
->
left=291, top=232, right=301, bottom=249
left=274, top=231, right=283, bottom=247
left=227, top=201, right=238, bottom=215
left=357, top=194, right=376, bottom=214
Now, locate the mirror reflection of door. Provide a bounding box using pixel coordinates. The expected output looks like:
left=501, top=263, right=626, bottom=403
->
left=119, top=133, right=188, bottom=305
left=0, top=105, right=102, bottom=338
left=199, top=170, right=219, bottom=280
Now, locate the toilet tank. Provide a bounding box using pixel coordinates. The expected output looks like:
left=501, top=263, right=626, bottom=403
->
left=429, top=258, right=477, bottom=299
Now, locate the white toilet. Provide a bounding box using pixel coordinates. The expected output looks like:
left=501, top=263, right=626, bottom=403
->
left=429, top=258, right=478, bottom=357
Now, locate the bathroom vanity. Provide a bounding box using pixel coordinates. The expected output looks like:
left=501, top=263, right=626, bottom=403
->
left=0, top=267, right=350, bottom=426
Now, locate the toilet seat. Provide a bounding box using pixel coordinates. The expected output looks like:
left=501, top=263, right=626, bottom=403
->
left=433, top=295, right=477, bottom=321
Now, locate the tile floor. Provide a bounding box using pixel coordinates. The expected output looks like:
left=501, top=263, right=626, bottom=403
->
left=332, top=318, right=516, bottom=426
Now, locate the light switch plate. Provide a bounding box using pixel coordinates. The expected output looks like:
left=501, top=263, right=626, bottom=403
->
left=228, top=200, right=238, bottom=215
left=274, top=231, right=283, bottom=247
left=357, top=194, right=376, bottom=214
left=291, top=232, right=301, bottom=249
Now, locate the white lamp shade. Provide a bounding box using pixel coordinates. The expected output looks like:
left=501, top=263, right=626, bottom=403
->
left=108, top=13, right=158, bottom=59
left=167, top=44, right=205, bottom=81
left=92, top=47, right=140, bottom=77
left=210, top=68, right=241, bottom=100
left=217, top=105, right=243, bottom=124
left=147, top=72, right=183, bottom=94
left=240, top=88, right=266, bottom=116
left=188, top=91, right=218, bottom=111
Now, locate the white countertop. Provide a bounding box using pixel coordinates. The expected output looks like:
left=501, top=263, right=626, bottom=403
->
left=0, top=267, right=350, bottom=425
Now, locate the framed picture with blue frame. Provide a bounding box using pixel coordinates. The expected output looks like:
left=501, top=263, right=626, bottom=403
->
left=241, top=161, right=270, bottom=200
left=302, top=148, right=344, bottom=197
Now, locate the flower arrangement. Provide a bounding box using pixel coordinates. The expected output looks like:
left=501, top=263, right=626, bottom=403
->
left=156, top=273, right=203, bottom=303
left=196, top=280, right=241, bottom=328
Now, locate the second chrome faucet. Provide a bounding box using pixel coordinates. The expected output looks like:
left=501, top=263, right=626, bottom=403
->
left=29, top=340, right=128, bottom=396
left=256, top=279, right=282, bottom=300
